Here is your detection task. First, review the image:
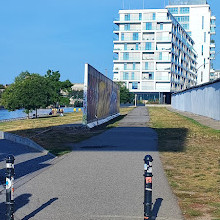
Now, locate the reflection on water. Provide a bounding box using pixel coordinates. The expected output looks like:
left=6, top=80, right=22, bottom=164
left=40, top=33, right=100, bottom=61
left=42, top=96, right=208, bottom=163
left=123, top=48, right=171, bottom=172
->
left=0, top=107, right=82, bottom=121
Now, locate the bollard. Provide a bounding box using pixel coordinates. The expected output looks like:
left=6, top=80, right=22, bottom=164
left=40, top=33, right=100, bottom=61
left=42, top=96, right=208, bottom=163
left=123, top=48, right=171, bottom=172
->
left=144, top=155, right=153, bottom=220
left=5, top=155, right=15, bottom=220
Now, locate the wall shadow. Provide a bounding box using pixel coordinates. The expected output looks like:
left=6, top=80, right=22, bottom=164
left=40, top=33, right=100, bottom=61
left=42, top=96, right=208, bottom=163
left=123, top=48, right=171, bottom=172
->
left=0, top=154, right=53, bottom=186
left=74, top=127, right=188, bottom=152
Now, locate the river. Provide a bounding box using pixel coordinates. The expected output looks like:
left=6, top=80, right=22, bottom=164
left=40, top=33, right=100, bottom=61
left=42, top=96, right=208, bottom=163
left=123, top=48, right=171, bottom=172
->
left=0, top=107, right=82, bottom=121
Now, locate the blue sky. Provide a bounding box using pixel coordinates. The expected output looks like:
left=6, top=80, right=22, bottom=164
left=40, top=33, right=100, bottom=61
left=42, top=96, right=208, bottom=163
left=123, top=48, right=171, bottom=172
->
left=0, top=0, right=219, bottom=84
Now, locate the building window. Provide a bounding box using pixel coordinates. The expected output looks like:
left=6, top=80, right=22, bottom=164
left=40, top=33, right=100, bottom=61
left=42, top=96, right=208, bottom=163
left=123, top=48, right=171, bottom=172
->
left=121, top=33, right=124, bottom=41
left=168, top=7, right=178, bottom=14
left=124, top=43, right=127, bottom=50
left=133, top=63, right=136, bottom=70
left=124, top=63, right=127, bottom=70
left=136, top=43, right=139, bottom=50
left=146, top=22, right=152, bottom=30
left=132, top=82, right=138, bottom=89
left=145, top=62, right=149, bottom=70
left=187, top=31, right=192, bottom=36
left=152, top=13, right=156, bottom=20
left=149, top=72, right=154, bottom=80
left=182, top=24, right=189, bottom=30
left=139, top=13, right=142, bottom=21
left=159, top=52, right=162, bottom=60
left=123, top=52, right=129, bottom=60
left=174, top=16, right=189, bottom=22
left=133, top=33, right=138, bottom=40
left=160, top=24, right=163, bottom=30
left=180, top=7, right=189, bottom=14
left=131, top=72, right=135, bottom=80
left=204, top=58, right=206, bottom=69
left=146, top=42, right=152, bottom=50
left=125, top=24, right=130, bottom=31
left=123, top=72, right=129, bottom=80
left=202, top=16, right=204, bottom=29
left=204, top=32, right=206, bottom=42
left=125, top=14, right=130, bottom=21
left=202, top=45, right=203, bottom=55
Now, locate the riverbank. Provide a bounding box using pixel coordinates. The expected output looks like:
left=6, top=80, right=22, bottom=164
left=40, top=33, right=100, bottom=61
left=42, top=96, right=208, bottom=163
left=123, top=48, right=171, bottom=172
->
left=0, top=107, right=82, bottom=121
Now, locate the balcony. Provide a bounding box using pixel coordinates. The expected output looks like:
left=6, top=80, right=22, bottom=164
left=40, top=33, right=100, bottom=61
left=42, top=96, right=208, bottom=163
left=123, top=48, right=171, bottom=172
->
left=210, top=54, right=215, bottom=60
left=210, top=48, right=215, bottom=54
left=156, top=37, right=171, bottom=42
left=210, top=27, right=216, bottom=35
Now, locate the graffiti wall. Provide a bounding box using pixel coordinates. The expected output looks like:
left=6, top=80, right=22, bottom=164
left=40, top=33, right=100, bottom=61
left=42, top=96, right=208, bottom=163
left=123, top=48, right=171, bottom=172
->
left=83, top=64, right=120, bottom=127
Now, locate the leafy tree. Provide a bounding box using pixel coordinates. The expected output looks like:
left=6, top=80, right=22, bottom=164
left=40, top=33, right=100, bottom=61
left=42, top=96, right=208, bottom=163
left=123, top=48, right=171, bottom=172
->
left=1, top=72, right=49, bottom=118
left=116, top=82, right=134, bottom=104
left=45, top=70, right=72, bottom=107
left=68, top=90, right=83, bottom=99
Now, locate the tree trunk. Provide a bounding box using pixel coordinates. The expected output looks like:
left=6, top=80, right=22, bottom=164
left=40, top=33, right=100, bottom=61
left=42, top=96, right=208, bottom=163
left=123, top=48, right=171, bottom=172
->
left=35, top=108, right=37, bottom=118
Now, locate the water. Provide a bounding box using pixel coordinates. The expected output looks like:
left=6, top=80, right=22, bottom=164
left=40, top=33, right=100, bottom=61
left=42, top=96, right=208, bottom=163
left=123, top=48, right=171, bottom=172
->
left=0, top=107, right=82, bottom=121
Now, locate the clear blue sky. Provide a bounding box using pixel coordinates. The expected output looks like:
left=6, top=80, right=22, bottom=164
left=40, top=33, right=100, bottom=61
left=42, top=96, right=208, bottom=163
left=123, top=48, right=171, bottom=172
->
left=0, top=0, right=219, bottom=84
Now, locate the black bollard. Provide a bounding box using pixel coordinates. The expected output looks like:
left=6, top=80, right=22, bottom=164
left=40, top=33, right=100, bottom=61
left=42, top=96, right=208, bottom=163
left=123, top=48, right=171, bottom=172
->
left=144, top=155, right=153, bottom=220
left=5, top=155, right=15, bottom=220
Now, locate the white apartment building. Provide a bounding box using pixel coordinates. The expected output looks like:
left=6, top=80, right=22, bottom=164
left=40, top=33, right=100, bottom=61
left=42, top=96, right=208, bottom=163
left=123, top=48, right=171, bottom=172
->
left=113, top=9, right=197, bottom=102
left=210, top=69, right=220, bottom=81
left=166, top=0, right=216, bottom=84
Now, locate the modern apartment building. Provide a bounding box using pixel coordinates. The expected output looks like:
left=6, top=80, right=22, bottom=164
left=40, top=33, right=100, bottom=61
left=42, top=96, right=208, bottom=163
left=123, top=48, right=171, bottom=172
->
left=210, top=69, right=220, bottom=81
left=166, top=0, right=216, bottom=84
left=113, top=9, right=197, bottom=102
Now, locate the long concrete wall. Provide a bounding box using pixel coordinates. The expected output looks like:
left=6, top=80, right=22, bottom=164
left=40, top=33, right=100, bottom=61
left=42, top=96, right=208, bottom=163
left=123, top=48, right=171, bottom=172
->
left=171, top=79, right=220, bottom=121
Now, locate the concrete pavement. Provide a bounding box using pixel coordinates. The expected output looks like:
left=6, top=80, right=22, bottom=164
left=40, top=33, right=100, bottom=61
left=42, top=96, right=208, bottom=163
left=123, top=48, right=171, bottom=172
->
left=0, top=106, right=184, bottom=220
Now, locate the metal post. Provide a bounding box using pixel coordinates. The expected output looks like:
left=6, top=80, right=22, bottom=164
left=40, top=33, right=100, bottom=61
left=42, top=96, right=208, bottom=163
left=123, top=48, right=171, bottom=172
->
left=144, top=155, right=153, bottom=220
left=135, top=94, right=137, bottom=107
left=6, top=155, right=15, bottom=220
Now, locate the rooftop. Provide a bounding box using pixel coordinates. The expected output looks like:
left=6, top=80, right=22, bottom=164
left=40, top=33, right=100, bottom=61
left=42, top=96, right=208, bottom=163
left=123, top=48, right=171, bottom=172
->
left=168, top=0, right=208, bottom=5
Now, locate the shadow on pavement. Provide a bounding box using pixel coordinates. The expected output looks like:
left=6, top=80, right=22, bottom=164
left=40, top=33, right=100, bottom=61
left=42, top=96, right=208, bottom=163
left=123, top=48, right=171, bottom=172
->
left=21, top=197, right=58, bottom=220
left=74, top=127, right=188, bottom=153
left=152, top=198, right=163, bottom=219
left=0, top=154, right=54, bottom=186
left=0, top=193, right=32, bottom=219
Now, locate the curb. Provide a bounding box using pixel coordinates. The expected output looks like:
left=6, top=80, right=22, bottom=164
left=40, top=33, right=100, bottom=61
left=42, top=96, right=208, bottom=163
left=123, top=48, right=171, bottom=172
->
left=0, top=131, right=50, bottom=155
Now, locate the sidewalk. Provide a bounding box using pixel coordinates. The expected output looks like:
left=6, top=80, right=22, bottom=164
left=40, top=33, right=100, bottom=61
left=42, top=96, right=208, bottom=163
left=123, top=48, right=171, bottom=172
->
left=0, top=107, right=183, bottom=220
left=167, top=106, right=220, bottom=130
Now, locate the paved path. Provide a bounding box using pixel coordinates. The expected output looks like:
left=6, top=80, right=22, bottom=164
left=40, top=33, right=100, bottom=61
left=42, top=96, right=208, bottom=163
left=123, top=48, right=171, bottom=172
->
left=0, top=139, right=55, bottom=218
left=0, top=107, right=183, bottom=220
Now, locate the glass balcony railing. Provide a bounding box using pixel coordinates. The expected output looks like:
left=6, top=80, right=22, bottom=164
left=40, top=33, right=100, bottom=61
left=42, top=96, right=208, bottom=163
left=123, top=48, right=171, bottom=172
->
left=155, top=76, right=170, bottom=81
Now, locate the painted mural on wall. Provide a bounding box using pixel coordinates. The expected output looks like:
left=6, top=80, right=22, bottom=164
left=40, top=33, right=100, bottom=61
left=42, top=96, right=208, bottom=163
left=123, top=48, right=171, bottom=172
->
left=83, top=64, right=120, bottom=125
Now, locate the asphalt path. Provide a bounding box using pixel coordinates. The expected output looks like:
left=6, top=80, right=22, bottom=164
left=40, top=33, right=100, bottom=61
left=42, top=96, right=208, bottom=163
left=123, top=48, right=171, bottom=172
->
left=0, top=107, right=183, bottom=219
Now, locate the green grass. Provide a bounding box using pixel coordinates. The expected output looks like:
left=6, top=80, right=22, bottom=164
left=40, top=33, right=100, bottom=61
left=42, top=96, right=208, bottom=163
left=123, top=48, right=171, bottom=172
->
left=148, top=107, right=220, bottom=219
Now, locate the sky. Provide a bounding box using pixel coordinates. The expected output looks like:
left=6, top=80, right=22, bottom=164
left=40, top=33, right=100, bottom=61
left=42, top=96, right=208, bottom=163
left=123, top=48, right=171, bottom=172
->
left=0, top=0, right=219, bottom=84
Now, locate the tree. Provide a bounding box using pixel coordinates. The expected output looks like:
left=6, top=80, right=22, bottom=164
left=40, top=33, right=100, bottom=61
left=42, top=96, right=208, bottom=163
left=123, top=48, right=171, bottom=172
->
left=116, top=82, right=134, bottom=104
left=45, top=70, right=72, bottom=107
left=1, top=72, right=49, bottom=118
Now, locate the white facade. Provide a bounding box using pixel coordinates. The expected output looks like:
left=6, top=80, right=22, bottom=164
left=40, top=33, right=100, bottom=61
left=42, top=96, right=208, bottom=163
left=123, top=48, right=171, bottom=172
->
left=210, top=69, right=220, bottom=81
left=166, top=0, right=216, bottom=84
left=113, top=9, right=197, bottom=96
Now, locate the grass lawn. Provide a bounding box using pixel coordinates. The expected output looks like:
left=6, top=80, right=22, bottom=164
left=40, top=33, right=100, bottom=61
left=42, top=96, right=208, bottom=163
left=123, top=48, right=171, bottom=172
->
left=0, top=107, right=134, bottom=156
left=148, top=107, right=220, bottom=219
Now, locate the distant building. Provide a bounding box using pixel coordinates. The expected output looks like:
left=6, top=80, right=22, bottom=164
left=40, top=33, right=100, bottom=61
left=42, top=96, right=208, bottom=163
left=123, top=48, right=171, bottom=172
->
left=113, top=9, right=197, bottom=103
left=166, top=0, right=216, bottom=84
left=71, top=83, right=84, bottom=91
left=210, top=69, right=220, bottom=81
